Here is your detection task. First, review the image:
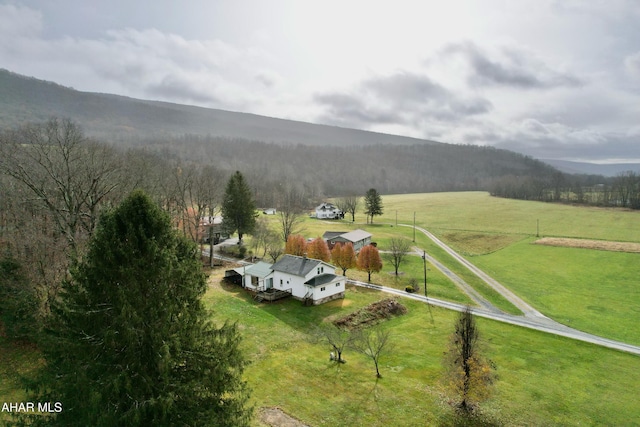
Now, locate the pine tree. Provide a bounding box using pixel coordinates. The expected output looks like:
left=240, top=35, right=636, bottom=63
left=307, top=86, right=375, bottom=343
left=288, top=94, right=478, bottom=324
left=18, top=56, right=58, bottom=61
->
left=443, top=306, right=495, bottom=415
left=221, top=171, right=257, bottom=242
left=364, top=188, right=383, bottom=224
left=24, top=190, right=252, bottom=426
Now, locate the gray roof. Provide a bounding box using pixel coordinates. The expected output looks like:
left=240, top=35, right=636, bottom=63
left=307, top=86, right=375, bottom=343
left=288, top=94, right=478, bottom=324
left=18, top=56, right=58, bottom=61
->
left=322, top=231, right=345, bottom=240
left=331, top=229, right=372, bottom=243
left=271, top=255, right=327, bottom=277
left=304, top=273, right=342, bottom=287
left=244, top=261, right=273, bottom=278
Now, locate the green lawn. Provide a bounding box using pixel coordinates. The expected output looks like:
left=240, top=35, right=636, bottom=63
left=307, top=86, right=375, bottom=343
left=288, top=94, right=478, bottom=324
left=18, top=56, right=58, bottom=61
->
left=204, top=277, right=640, bottom=426
left=351, top=192, right=640, bottom=343
left=471, top=238, right=640, bottom=345
left=6, top=191, right=640, bottom=426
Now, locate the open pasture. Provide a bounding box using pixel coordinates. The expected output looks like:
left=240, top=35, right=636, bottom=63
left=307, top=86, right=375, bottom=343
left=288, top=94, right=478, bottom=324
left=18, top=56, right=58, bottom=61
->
left=371, top=192, right=640, bottom=345
left=203, top=275, right=640, bottom=426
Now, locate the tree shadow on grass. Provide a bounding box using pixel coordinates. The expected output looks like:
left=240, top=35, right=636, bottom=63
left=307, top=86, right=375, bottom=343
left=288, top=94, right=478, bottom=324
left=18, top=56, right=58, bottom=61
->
left=333, top=378, right=382, bottom=426
left=436, top=407, right=503, bottom=427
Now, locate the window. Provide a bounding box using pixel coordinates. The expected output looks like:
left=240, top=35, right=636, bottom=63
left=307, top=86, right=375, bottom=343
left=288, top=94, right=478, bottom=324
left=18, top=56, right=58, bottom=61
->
left=280, top=279, right=283, bottom=285
left=320, top=287, right=326, bottom=291
left=336, top=283, right=341, bottom=287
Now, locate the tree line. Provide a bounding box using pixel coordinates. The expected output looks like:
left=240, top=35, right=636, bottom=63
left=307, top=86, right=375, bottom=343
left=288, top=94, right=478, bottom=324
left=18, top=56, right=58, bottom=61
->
left=490, top=170, right=640, bottom=209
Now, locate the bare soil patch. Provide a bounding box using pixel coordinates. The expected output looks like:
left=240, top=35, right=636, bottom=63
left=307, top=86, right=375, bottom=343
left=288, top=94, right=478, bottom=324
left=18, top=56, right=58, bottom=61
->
left=333, top=298, right=407, bottom=330
left=534, top=237, right=640, bottom=253
left=258, top=407, right=310, bottom=427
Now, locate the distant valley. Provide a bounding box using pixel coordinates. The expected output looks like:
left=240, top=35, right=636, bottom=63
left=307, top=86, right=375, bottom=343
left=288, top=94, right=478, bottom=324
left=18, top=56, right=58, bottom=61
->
left=1, top=68, right=633, bottom=200
left=542, top=159, right=640, bottom=177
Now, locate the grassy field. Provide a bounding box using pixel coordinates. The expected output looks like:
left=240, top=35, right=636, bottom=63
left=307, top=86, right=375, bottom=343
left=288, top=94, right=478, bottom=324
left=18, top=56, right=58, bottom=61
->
left=314, top=192, right=640, bottom=344
left=4, top=191, right=640, bottom=425
left=201, top=275, right=640, bottom=426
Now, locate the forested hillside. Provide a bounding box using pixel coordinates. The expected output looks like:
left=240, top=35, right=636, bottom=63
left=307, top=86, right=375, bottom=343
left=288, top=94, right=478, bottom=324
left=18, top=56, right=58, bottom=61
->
left=133, top=134, right=556, bottom=200
left=0, top=69, right=440, bottom=147
left=0, top=68, right=562, bottom=200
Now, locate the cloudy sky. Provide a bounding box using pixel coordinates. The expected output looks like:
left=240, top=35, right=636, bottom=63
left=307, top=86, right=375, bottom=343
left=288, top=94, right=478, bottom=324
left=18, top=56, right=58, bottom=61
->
left=1, top=0, right=639, bottom=162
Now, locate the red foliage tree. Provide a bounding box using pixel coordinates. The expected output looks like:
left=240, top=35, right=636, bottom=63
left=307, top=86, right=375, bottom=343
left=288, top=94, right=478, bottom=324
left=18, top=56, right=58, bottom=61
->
left=284, top=234, right=307, bottom=256
left=331, top=242, right=357, bottom=275
left=357, top=244, right=383, bottom=282
left=306, top=237, right=331, bottom=262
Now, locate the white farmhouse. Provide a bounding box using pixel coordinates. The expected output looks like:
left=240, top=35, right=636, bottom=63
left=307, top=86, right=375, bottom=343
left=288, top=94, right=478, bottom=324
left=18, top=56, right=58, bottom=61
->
left=271, top=255, right=346, bottom=305
left=314, top=202, right=343, bottom=219
left=224, top=255, right=346, bottom=305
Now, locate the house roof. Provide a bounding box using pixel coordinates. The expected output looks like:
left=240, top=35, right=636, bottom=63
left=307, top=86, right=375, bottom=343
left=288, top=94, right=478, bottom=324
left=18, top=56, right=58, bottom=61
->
left=304, top=273, right=343, bottom=287
left=316, top=202, right=339, bottom=211
left=271, top=254, right=331, bottom=277
left=322, top=231, right=345, bottom=240
left=244, top=261, right=273, bottom=278
left=331, top=229, right=372, bottom=243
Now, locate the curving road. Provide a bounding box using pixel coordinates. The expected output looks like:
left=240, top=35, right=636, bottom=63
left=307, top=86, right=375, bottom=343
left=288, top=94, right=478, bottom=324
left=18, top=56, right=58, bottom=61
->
left=370, top=223, right=640, bottom=356
left=207, top=234, right=640, bottom=356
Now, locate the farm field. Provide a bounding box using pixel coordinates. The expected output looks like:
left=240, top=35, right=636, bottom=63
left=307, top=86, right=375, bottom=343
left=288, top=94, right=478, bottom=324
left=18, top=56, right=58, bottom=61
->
left=4, top=191, right=640, bottom=426
left=317, top=192, right=640, bottom=345
left=201, top=274, right=640, bottom=426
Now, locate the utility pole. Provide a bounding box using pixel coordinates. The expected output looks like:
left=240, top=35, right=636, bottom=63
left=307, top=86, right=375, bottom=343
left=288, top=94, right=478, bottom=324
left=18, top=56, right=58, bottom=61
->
left=422, top=250, right=434, bottom=324
left=423, top=250, right=427, bottom=297
left=413, top=212, right=416, bottom=242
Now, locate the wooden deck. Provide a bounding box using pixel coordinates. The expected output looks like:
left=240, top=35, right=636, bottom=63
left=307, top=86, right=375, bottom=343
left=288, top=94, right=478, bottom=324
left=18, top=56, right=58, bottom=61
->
left=253, top=288, right=292, bottom=303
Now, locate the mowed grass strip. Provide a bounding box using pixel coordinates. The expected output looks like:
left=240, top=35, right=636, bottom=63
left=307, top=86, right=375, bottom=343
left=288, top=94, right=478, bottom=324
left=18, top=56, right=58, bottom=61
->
left=203, top=274, right=640, bottom=426
left=472, top=238, right=640, bottom=345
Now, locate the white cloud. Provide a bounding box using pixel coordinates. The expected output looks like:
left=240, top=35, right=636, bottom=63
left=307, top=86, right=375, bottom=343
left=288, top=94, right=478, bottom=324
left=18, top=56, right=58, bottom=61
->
left=625, top=52, right=640, bottom=79
left=0, top=4, right=42, bottom=38
left=0, top=1, right=639, bottom=161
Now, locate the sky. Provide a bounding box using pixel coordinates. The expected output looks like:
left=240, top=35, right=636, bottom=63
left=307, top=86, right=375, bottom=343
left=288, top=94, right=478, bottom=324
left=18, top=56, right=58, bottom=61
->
left=1, top=0, right=639, bottom=162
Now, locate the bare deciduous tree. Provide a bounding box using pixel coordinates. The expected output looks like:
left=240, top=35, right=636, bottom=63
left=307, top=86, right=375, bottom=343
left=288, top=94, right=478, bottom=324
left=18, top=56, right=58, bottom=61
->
left=318, top=324, right=352, bottom=363
left=335, top=195, right=359, bottom=222
left=384, top=237, right=412, bottom=275
left=0, top=118, right=122, bottom=257
left=277, top=184, right=307, bottom=242
left=351, top=327, right=392, bottom=378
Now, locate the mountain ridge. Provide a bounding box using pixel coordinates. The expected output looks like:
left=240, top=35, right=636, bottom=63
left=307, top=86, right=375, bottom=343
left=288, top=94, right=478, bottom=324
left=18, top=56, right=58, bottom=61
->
left=0, top=68, right=441, bottom=147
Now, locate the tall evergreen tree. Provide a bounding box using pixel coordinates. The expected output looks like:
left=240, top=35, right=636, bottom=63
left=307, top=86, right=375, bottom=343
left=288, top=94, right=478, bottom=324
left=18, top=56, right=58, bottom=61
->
left=24, top=190, right=252, bottom=427
left=221, top=171, right=257, bottom=242
left=443, top=306, right=495, bottom=415
left=364, top=188, right=383, bottom=224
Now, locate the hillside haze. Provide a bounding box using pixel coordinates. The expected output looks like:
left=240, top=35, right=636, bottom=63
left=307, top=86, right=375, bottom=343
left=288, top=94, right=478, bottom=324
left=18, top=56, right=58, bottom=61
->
left=0, top=69, right=440, bottom=147
left=0, top=68, right=565, bottom=199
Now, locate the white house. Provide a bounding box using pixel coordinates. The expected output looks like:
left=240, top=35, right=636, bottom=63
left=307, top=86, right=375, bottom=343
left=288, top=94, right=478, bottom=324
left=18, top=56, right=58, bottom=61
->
left=271, top=255, right=346, bottom=305
left=323, top=229, right=372, bottom=252
left=242, top=261, right=274, bottom=291
left=314, top=202, right=343, bottom=219
left=224, top=255, right=346, bottom=305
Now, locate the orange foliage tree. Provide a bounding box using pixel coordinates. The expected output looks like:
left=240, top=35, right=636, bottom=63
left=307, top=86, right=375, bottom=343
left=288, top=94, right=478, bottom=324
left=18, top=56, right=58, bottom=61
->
left=331, top=242, right=357, bottom=275
left=357, top=244, right=383, bottom=282
left=284, top=234, right=307, bottom=256
left=306, top=237, right=331, bottom=262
